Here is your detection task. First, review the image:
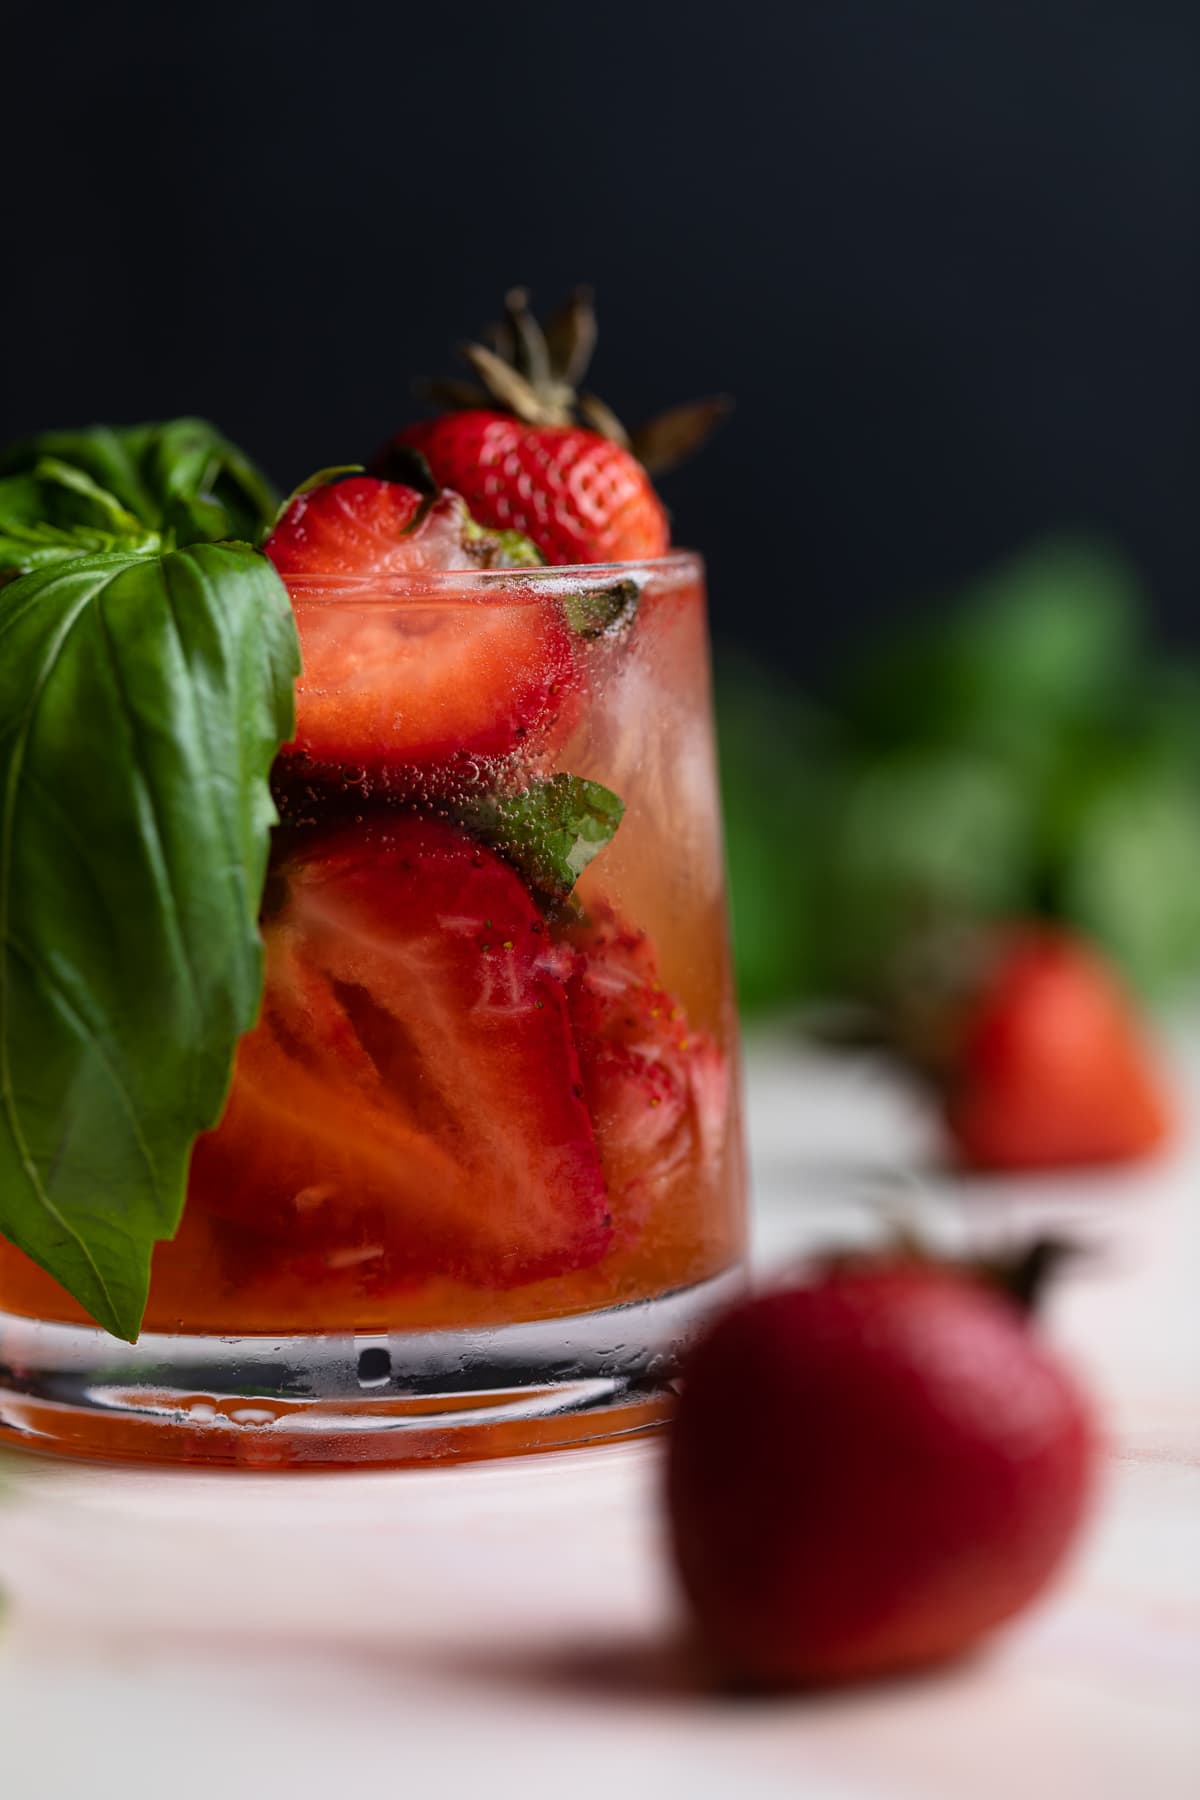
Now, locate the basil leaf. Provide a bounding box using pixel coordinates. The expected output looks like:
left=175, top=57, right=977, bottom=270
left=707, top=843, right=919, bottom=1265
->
left=0, top=459, right=163, bottom=574
left=563, top=578, right=640, bottom=639
left=0, top=545, right=299, bottom=1340
left=0, top=419, right=278, bottom=549
left=456, top=773, right=624, bottom=898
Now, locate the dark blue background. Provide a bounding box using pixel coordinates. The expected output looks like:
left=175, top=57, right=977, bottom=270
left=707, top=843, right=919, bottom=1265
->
left=4, top=1, right=1196, bottom=674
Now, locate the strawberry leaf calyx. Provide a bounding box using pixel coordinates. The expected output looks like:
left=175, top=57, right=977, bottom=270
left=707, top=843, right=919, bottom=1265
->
left=814, top=1233, right=1089, bottom=1320
left=459, top=510, right=543, bottom=569
left=976, top=1237, right=1092, bottom=1316
left=419, top=287, right=730, bottom=474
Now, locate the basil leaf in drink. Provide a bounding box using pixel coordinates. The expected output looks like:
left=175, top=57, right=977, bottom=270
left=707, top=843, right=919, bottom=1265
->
left=457, top=773, right=624, bottom=899
left=0, top=544, right=299, bottom=1340
left=563, top=578, right=640, bottom=639
left=0, top=459, right=163, bottom=575
left=0, top=418, right=278, bottom=549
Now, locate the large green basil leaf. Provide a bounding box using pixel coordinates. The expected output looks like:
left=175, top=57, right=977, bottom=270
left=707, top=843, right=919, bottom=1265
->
left=0, top=545, right=299, bottom=1339
left=0, top=419, right=278, bottom=549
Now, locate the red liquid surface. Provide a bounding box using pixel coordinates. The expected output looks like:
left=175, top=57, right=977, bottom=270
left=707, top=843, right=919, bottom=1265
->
left=0, top=564, right=745, bottom=1338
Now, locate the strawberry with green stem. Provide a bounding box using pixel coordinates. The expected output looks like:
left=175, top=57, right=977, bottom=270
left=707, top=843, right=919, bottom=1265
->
left=378, top=287, right=729, bottom=566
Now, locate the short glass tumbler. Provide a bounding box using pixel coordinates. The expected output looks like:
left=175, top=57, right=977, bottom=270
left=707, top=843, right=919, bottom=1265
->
left=0, top=553, right=746, bottom=1466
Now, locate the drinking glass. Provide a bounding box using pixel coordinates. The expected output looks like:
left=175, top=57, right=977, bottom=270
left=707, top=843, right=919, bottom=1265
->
left=0, top=552, right=746, bottom=1465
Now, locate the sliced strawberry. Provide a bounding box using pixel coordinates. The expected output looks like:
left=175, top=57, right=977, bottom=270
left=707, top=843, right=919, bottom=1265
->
left=563, top=905, right=729, bottom=1229
left=189, top=817, right=612, bottom=1291
left=264, top=476, right=576, bottom=772
left=265, top=475, right=429, bottom=574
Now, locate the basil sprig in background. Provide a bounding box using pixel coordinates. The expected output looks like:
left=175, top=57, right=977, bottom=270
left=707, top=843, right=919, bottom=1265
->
left=720, top=538, right=1200, bottom=1016
left=0, top=422, right=298, bottom=1339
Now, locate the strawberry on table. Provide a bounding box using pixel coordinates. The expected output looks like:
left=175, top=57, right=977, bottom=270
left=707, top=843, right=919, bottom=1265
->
left=378, top=287, right=728, bottom=566
left=667, top=1251, right=1096, bottom=1688
left=265, top=472, right=575, bottom=773
left=889, top=922, right=1172, bottom=1171
left=190, top=816, right=613, bottom=1291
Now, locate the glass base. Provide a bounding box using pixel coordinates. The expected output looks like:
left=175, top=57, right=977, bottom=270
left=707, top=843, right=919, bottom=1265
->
left=0, top=1268, right=741, bottom=1469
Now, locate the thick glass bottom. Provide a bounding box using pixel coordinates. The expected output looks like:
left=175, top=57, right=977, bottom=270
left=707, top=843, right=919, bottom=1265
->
left=0, top=1267, right=741, bottom=1469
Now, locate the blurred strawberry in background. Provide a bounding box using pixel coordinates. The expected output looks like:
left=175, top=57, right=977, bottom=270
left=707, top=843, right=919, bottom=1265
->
left=875, top=916, right=1172, bottom=1171
left=717, top=538, right=1194, bottom=1170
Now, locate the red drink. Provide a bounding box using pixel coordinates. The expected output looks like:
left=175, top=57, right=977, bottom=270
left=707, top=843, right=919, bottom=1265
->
left=0, top=552, right=745, bottom=1464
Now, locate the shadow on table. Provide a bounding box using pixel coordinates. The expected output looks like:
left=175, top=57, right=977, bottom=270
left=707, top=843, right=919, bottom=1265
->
left=432, top=1632, right=963, bottom=1710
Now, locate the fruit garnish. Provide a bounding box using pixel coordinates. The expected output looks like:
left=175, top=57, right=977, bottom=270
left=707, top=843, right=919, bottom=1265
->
left=265, top=473, right=576, bottom=772
left=190, top=816, right=613, bottom=1289
left=377, top=287, right=729, bottom=566
left=564, top=905, right=729, bottom=1222
left=887, top=920, right=1171, bottom=1170
left=667, top=1250, right=1095, bottom=1688
left=265, top=470, right=543, bottom=577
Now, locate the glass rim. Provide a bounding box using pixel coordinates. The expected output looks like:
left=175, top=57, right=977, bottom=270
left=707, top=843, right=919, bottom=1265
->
left=280, top=547, right=703, bottom=603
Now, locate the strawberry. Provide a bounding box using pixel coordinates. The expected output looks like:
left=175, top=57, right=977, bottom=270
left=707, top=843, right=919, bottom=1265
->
left=264, top=473, right=575, bottom=772
left=377, top=287, right=728, bottom=566
left=391, top=412, right=667, bottom=567
left=189, top=816, right=613, bottom=1292
left=667, top=1253, right=1095, bottom=1688
left=564, top=905, right=729, bottom=1231
left=890, top=922, right=1171, bottom=1171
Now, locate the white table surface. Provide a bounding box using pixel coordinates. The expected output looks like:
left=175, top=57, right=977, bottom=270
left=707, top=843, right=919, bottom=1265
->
left=2, top=1031, right=1198, bottom=1800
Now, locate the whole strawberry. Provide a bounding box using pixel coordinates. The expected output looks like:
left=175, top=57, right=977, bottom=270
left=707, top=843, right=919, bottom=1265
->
left=377, top=288, right=728, bottom=566
left=667, top=1254, right=1095, bottom=1688
left=889, top=922, right=1171, bottom=1171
